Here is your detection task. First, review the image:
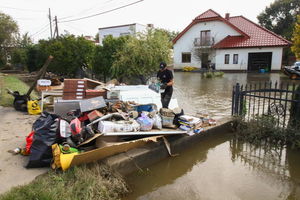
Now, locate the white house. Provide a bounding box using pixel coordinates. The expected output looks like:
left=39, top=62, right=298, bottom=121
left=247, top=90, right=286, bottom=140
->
left=98, top=23, right=150, bottom=45
left=173, top=9, right=291, bottom=71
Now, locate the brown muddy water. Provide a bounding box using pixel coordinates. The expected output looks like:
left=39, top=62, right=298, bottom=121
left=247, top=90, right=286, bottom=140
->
left=124, top=72, right=300, bottom=200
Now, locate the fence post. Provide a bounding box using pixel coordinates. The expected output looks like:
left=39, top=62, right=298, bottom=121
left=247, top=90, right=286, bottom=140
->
left=234, top=83, right=240, bottom=115
left=239, top=93, right=244, bottom=116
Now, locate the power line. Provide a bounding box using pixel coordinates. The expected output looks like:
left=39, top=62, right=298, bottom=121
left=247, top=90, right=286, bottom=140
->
left=30, top=26, right=49, bottom=38
left=62, top=22, right=91, bottom=35
left=59, top=0, right=144, bottom=23
left=0, top=6, right=45, bottom=13
left=30, top=23, right=50, bottom=38
left=58, top=0, right=117, bottom=21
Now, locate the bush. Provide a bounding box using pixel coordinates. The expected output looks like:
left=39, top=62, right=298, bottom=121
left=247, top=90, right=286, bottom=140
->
left=233, top=115, right=300, bottom=149
left=203, top=71, right=224, bottom=78
left=182, top=66, right=197, bottom=72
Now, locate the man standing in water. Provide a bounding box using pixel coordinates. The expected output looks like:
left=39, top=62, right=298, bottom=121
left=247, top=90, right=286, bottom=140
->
left=157, top=62, right=174, bottom=108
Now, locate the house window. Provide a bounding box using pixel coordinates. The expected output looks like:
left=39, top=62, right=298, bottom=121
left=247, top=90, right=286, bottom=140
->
left=103, top=34, right=112, bottom=38
left=200, top=30, right=211, bottom=46
left=225, top=54, right=230, bottom=64
left=233, top=54, right=238, bottom=64
left=182, top=52, right=191, bottom=63
left=120, top=32, right=130, bottom=36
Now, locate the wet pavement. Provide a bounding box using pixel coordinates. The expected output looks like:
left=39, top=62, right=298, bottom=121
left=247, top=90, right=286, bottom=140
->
left=123, top=72, right=300, bottom=200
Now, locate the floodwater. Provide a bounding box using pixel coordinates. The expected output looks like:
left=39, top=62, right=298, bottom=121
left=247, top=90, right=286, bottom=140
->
left=124, top=72, right=300, bottom=200
left=174, top=72, right=293, bottom=120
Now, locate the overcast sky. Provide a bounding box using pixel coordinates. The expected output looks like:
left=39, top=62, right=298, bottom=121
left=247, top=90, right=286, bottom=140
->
left=0, top=0, right=275, bottom=42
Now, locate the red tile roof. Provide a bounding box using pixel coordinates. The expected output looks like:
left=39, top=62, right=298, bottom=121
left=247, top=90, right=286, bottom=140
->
left=213, top=16, right=291, bottom=48
left=173, top=9, right=291, bottom=48
left=194, top=9, right=221, bottom=20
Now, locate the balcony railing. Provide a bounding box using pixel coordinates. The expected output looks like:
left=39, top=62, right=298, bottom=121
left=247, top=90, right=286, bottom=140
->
left=194, top=37, right=215, bottom=47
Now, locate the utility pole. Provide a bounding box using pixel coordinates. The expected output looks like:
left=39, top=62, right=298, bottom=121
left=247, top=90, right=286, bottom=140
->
left=48, top=8, right=53, bottom=39
left=55, top=16, right=59, bottom=38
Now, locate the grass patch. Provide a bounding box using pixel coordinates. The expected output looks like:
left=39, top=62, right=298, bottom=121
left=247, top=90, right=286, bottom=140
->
left=0, top=74, right=38, bottom=107
left=0, top=162, right=130, bottom=200
left=203, top=71, right=224, bottom=78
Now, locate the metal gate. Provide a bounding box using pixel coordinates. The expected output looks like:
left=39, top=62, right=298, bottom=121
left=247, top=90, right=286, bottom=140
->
left=232, top=82, right=300, bottom=128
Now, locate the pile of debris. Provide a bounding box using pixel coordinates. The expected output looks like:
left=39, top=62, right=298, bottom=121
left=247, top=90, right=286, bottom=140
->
left=12, top=77, right=217, bottom=171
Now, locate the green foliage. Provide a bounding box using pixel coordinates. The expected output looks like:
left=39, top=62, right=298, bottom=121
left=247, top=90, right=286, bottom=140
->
left=0, top=163, right=129, bottom=200
left=0, top=12, right=19, bottom=67
left=37, top=35, right=95, bottom=77
left=234, top=115, right=300, bottom=149
left=0, top=12, right=18, bottom=47
left=92, top=35, right=128, bottom=81
left=289, top=85, right=300, bottom=127
left=0, top=75, right=38, bottom=106
left=203, top=71, right=224, bottom=78
left=291, top=15, right=300, bottom=59
left=257, top=0, right=300, bottom=40
left=26, top=45, right=47, bottom=72
left=11, top=48, right=27, bottom=67
left=154, top=28, right=179, bottom=43
left=111, top=29, right=172, bottom=83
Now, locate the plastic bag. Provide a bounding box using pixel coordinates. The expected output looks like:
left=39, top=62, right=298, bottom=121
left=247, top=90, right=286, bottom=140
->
left=27, top=100, right=41, bottom=115
left=25, top=131, right=35, bottom=155
left=137, top=113, right=154, bottom=131
left=26, top=112, right=59, bottom=168
left=152, top=114, right=162, bottom=130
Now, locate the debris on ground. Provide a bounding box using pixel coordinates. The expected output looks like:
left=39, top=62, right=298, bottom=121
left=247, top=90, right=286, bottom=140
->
left=7, top=75, right=217, bottom=171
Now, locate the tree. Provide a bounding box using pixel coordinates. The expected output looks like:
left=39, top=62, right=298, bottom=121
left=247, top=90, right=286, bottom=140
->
left=155, top=28, right=179, bottom=43
left=257, top=0, right=300, bottom=40
left=10, top=33, right=34, bottom=69
left=111, top=29, right=172, bottom=84
left=94, top=33, right=99, bottom=43
left=92, top=35, right=128, bottom=82
left=26, top=44, right=47, bottom=72
left=292, top=15, right=300, bottom=59
left=0, top=12, right=18, bottom=67
left=30, top=35, right=95, bottom=76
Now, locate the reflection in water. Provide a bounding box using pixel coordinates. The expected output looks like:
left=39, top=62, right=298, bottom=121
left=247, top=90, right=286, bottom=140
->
left=125, top=133, right=300, bottom=200
left=124, top=72, right=300, bottom=200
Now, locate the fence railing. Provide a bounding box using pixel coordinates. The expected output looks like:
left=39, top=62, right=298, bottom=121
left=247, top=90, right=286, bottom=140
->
left=232, top=82, right=300, bottom=128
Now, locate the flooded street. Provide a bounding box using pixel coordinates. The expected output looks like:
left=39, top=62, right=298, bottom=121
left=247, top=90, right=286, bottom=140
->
left=173, top=72, right=292, bottom=120
left=124, top=72, right=300, bottom=200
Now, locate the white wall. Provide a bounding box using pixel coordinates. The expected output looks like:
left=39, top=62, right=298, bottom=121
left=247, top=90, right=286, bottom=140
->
left=215, top=47, right=283, bottom=71
left=99, top=24, right=146, bottom=45
left=173, top=20, right=241, bottom=69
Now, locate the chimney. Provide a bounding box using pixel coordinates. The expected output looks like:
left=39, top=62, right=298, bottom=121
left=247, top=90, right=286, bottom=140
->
left=225, top=13, right=230, bottom=20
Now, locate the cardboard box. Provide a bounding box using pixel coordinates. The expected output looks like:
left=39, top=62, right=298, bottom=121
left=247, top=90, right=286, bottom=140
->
left=51, top=136, right=162, bottom=171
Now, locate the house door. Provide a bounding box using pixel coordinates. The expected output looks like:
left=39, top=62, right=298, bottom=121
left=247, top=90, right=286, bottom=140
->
left=248, top=52, right=272, bottom=71
left=201, top=53, right=209, bottom=69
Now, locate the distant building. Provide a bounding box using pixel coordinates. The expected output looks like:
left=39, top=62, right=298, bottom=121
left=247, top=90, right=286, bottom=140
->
left=173, top=9, right=291, bottom=71
left=98, top=23, right=152, bottom=45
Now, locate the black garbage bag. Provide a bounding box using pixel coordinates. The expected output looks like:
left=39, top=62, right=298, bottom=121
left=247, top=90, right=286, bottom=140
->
left=26, top=112, right=59, bottom=168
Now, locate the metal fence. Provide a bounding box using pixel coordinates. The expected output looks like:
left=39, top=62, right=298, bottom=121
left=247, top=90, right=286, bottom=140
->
left=232, top=82, right=300, bottom=128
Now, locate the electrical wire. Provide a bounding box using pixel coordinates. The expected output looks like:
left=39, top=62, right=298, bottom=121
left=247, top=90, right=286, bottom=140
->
left=59, top=0, right=143, bottom=23
left=58, top=0, right=117, bottom=21
left=30, top=23, right=50, bottom=37
left=0, top=6, right=45, bottom=13
left=62, top=23, right=91, bottom=35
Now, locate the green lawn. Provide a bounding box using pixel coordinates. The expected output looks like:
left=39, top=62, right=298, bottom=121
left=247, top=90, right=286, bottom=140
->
left=0, top=163, right=129, bottom=200
left=0, top=74, right=38, bottom=107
